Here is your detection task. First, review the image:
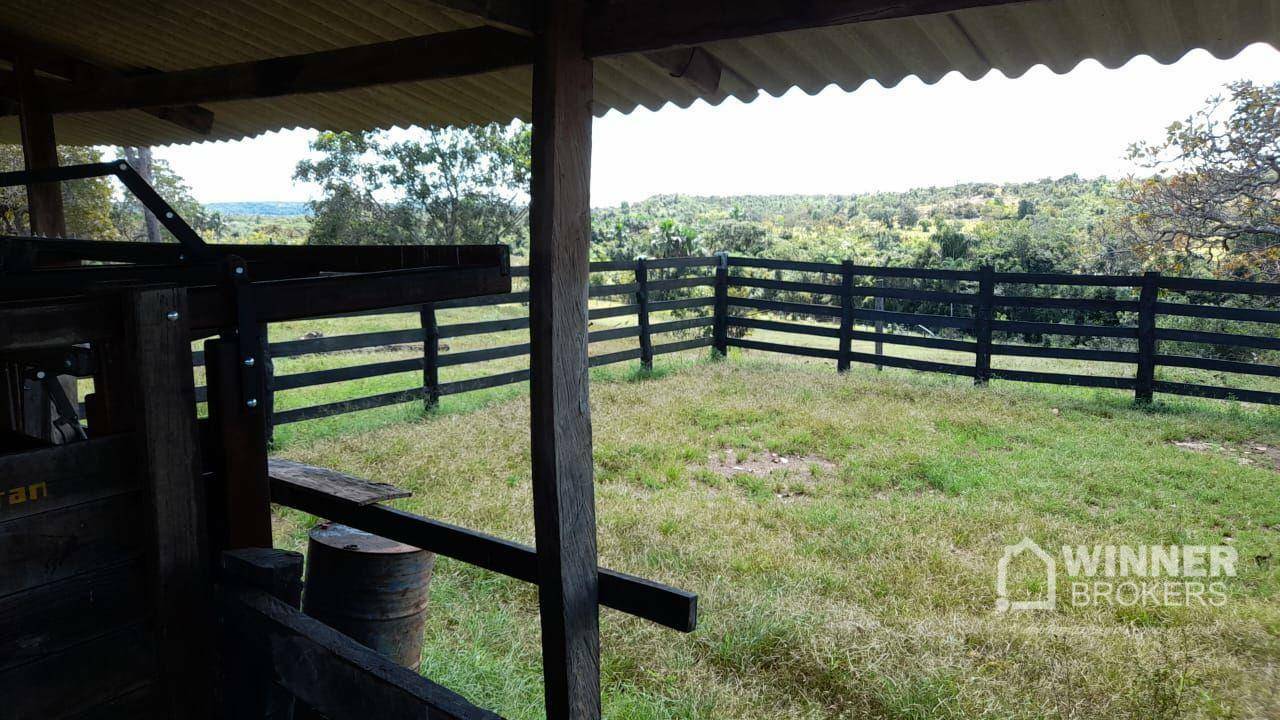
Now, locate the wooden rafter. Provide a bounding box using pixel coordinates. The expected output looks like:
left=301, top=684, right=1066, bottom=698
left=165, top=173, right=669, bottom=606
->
left=0, top=28, right=214, bottom=135
left=425, top=0, right=728, bottom=95
left=14, top=26, right=531, bottom=115
left=584, top=0, right=1036, bottom=56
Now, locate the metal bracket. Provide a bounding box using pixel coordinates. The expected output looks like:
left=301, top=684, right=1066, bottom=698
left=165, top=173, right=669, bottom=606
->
left=22, top=366, right=88, bottom=443
left=222, top=255, right=263, bottom=415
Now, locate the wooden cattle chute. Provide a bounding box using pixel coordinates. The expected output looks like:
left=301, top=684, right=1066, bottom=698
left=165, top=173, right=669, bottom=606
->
left=167, top=255, right=1280, bottom=432
left=1, top=1, right=1275, bottom=718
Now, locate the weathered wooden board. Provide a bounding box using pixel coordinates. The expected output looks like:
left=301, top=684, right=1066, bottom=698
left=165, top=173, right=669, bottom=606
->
left=0, top=560, right=146, bottom=671
left=0, top=623, right=156, bottom=720
left=0, top=493, right=143, bottom=595
left=0, top=434, right=140, bottom=522
left=268, top=458, right=411, bottom=506
left=223, top=586, right=503, bottom=720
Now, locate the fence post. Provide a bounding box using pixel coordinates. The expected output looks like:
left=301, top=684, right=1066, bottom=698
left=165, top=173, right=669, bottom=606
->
left=420, top=303, right=440, bottom=410
left=874, top=276, right=885, bottom=371
left=259, top=322, right=274, bottom=447
left=974, top=265, right=994, bottom=386
left=1135, top=271, right=1160, bottom=404
left=838, top=260, right=854, bottom=373
left=635, top=257, right=653, bottom=372
left=713, top=251, right=729, bottom=357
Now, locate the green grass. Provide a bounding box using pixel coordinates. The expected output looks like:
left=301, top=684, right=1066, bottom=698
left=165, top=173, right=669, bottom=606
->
left=273, top=349, right=1280, bottom=720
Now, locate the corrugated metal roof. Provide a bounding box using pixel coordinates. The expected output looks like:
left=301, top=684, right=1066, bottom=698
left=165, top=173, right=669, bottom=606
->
left=0, top=0, right=1276, bottom=146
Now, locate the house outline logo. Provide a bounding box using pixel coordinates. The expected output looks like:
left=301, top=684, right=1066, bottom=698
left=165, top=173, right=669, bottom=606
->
left=995, top=537, right=1056, bottom=613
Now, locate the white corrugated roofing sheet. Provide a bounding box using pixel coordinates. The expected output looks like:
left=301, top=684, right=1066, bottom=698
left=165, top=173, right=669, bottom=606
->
left=0, top=0, right=1276, bottom=146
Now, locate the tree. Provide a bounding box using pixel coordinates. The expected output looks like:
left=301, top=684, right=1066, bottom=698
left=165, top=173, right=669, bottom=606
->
left=295, top=124, right=531, bottom=248
left=1, top=145, right=118, bottom=238
left=1121, top=81, right=1280, bottom=280
left=111, top=149, right=224, bottom=243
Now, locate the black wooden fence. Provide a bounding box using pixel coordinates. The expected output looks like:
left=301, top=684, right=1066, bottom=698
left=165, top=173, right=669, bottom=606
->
left=192, top=255, right=1280, bottom=431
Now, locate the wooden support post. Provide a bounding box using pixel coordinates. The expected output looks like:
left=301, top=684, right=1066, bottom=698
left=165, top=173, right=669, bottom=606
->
left=838, top=260, right=854, bottom=373
left=205, top=337, right=273, bottom=550
left=874, top=278, right=885, bottom=371
left=974, top=265, right=994, bottom=386
left=14, top=55, right=66, bottom=238
left=635, top=258, right=653, bottom=372
left=219, top=548, right=304, bottom=720
left=126, top=288, right=215, bottom=720
left=529, top=1, right=601, bottom=718
left=713, top=251, right=729, bottom=357
left=1136, top=271, right=1160, bottom=404
left=421, top=304, right=440, bottom=409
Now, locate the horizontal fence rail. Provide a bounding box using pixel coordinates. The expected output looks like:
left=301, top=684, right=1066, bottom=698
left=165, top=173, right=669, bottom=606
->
left=189, top=255, right=1280, bottom=434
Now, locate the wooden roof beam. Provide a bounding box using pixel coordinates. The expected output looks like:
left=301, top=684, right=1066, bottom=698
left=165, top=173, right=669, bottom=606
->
left=0, top=28, right=215, bottom=135
left=584, top=0, right=1035, bottom=56
left=30, top=26, right=532, bottom=115
left=425, top=0, right=728, bottom=95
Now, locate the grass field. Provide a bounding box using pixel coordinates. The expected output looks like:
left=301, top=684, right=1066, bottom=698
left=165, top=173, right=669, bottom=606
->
left=271, top=347, right=1280, bottom=720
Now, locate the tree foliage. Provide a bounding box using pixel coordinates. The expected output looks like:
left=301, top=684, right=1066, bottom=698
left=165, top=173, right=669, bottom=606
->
left=295, top=124, right=530, bottom=248
left=1121, top=80, right=1280, bottom=280
left=1, top=145, right=117, bottom=238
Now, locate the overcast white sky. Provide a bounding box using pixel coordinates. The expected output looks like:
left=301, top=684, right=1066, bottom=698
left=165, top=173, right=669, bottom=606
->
left=156, top=43, right=1280, bottom=209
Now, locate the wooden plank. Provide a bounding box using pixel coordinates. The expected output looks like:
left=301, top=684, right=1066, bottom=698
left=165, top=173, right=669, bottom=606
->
left=995, top=271, right=1143, bottom=287
left=187, top=265, right=511, bottom=333
left=269, top=478, right=697, bottom=633
left=439, top=316, right=530, bottom=338
left=728, top=296, right=842, bottom=318
left=648, top=316, right=714, bottom=335
left=838, top=261, right=854, bottom=372
left=646, top=276, right=716, bottom=292
left=0, top=433, right=139, bottom=522
left=0, top=494, right=144, bottom=595
left=0, top=560, right=146, bottom=671
left=995, top=295, right=1139, bottom=312
left=269, top=328, right=423, bottom=358
left=438, top=342, right=531, bottom=367
left=63, top=684, right=160, bottom=720
left=992, top=320, right=1138, bottom=339
left=990, top=368, right=1137, bottom=390
left=1153, top=380, right=1280, bottom=405
left=1154, top=354, right=1280, bottom=378
left=223, top=586, right=504, bottom=720
left=38, top=28, right=532, bottom=114
left=992, top=344, right=1137, bottom=364
left=126, top=288, right=215, bottom=720
left=1157, top=274, right=1280, bottom=296
left=1155, top=327, right=1280, bottom=351
left=268, top=458, right=410, bottom=507
left=439, top=369, right=531, bottom=396
left=585, top=0, right=1030, bottom=56
left=0, top=624, right=156, bottom=720
left=650, top=296, right=716, bottom=314
left=590, top=347, right=644, bottom=366
left=273, top=388, right=422, bottom=425
left=273, top=358, right=422, bottom=391
left=1155, top=301, right=1280, bottom=325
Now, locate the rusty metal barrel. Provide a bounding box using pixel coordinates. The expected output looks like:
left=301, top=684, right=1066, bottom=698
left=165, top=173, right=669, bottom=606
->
left=303, top=522, right=435, bottom=668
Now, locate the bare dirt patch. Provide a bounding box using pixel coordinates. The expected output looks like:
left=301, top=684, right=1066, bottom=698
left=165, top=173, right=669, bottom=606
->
left=1172, top=439, right=1280, bottom=472
left=704, top=448, right=836, bottom=479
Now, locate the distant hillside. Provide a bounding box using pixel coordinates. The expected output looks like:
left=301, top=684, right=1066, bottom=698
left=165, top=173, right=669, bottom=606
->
left=208, top=201, right=311, bottom=217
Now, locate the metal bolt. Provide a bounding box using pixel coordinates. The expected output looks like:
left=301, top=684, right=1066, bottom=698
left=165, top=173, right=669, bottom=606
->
left=166, top=311, right=180, bottom=321
left=118, top=163, right=128, bottom=171
left=178, top=254, right=186, bottom=261
left=64, top=359, right=73, bottom=368
left=35, top=371, right=46, bottom=380
left=234, top=266, right=245, bottom=275
left=246, top=398, right=259, bottom=408
left=243, top=356, right=256, bottom=367
left=165, top=211, right=174, bottom=219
